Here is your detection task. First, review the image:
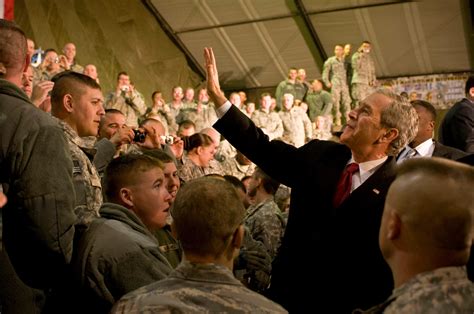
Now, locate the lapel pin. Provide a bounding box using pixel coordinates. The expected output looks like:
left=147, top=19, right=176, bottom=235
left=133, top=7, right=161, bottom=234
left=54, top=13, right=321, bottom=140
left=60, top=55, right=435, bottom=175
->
left=372, top=188, right=380, bottom=195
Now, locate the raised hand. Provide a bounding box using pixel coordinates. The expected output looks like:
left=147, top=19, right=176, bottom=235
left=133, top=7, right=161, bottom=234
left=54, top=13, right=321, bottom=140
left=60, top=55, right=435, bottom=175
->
left=31, top=80, right=54, bottom=107
left=204, top=47, right=227, bottom=108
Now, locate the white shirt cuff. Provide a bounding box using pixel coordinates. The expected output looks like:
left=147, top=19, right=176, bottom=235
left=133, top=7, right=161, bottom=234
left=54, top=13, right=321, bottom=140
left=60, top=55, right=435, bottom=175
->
left=215, top=100, right=232, bottom=119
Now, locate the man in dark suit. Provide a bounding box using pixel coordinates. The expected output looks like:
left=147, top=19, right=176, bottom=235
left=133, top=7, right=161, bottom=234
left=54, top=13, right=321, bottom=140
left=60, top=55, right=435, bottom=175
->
left=397, top=100, right=468, bottom=163
left=438, top=75, right=474, bottom=153
left=204, top=48, right=419, bottom=313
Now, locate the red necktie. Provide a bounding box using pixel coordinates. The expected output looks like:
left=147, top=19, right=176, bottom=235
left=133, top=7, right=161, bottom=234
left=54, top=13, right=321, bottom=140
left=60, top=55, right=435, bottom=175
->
left=333, top=163, right=359, bottom=208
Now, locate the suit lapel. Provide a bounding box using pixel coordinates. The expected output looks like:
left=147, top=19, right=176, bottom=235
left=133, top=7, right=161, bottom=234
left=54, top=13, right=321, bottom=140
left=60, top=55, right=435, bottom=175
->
left=339, top=157, right=397, bottom=209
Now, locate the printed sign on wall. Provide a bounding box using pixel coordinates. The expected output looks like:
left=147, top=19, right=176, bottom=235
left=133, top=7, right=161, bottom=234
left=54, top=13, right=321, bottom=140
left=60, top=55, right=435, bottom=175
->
left=380, top=73, right=471, bottom=109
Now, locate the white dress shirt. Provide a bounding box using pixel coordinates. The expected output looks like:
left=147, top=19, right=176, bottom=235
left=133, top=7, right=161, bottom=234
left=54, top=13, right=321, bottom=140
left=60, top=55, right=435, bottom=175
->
left=348, top=157, right=387, bottom=192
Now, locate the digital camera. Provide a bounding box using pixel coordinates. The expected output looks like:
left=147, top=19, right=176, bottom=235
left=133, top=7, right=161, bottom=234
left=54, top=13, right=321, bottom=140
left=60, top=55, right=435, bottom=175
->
left=133, top=129, right=146, bottom=143
left=121, top=85, right=130, bottom=93
left=160, top=135, right=174, bottom=145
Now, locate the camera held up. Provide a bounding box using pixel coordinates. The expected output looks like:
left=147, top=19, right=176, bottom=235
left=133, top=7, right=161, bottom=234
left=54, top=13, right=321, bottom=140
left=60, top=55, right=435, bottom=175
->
left=133, top=129, right=146, bottom=143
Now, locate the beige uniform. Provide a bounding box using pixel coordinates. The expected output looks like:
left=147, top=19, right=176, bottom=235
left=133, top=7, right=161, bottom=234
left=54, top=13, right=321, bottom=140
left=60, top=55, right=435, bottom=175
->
left=58, top=119, right=102, bottom=226
left=278, top=106, right=313, bottom=147
left=105, top=90, right=147, bottom=128
left=251, top=110, right=283, bottom=140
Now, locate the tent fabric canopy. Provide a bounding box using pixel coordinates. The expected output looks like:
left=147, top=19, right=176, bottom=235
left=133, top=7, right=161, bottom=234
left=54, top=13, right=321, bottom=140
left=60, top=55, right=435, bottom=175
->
left=151, top=0, right=473, bottom=91
left=14, top=0, right=474, bottom=100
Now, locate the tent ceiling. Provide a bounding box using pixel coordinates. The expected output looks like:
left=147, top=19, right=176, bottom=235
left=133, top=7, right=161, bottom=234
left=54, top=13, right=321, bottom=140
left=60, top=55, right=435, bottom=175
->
left=149, top=0, right=472, bottom=91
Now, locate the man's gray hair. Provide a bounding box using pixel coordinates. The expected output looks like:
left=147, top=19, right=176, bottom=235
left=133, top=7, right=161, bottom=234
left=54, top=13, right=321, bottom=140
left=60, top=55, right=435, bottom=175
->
left=376, top=88, right=419, bottom=156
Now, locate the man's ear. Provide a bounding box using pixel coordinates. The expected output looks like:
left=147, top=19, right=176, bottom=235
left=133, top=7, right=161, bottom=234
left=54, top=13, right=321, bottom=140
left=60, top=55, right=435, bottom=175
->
left=469, top=87, right=474, bottom=99
left=119, top=187, right=134, bottom=208
left=63, top=94, right=74, bottom=113
left=23, top=53, right=31, bottom=72
left=387, top=211, right=401, bottom=240
left=377, top=128, right=399, bottom=144
left=232, top=225, right=244, bottom=249
left=428, top=120, right=435, bottom=132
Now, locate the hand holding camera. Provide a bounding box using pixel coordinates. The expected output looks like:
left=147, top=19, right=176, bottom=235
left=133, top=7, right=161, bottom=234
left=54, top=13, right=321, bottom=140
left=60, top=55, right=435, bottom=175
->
left=31, top=80, right=54, bottom=107
left=168, top=136, right=185, bottom=159
left=117, top=84, right=133, bottom=98
left=160, top=135, right=174, bottom=145
left=133, top=129, right=147, bottom=143
left=58, top=55, right=69, bottom=70
left=109, top=125, right=135, bottom=148
left=136, top=125, right=161, bottom=149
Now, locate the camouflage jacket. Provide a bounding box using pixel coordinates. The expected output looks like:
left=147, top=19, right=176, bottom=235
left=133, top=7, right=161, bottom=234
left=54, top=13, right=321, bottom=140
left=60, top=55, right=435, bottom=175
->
left=359, top=266, right=474, bottom=313
left=251, top=110, right=283, bottom=140
left=58, top=119, right=102, bottom=226
left=322, top=56, right=348, bottom=87
left=245, top=198, right=285, bottom=259
left=305, top=89, right=333, bottom=122
left=112, top=260, right=287, bottom=313
left=351, top=51, right=376, bottom=85
left=144, top=104, right=177, bottom=135
left=175, top=103, right=217, bottom=132
left=178, top=154, right=224, bottom=182
left=275, top=79, right=306, bottom=110
left=221, top=158, right=255, bottom=180
left=215, top=139, right=237, bottom=162
left=105, top=90, right=147, bottom=128
left=167, top=101, right=183, bottom=125
left=278, top=106, right=313, bottom=147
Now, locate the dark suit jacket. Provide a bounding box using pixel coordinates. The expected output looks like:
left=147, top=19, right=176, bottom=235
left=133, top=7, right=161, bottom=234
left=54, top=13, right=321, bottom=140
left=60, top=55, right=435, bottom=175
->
left=433, top=140, right=468, bottom=160
left=215, top=106, right=395, bottom=313
left=438, top=98, right=474, bottom=153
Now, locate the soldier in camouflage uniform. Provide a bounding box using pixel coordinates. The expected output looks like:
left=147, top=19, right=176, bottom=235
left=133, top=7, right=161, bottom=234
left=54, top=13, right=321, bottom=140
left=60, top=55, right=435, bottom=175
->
left=222, top=151, right=256, bottom=180
left=177, top=88, right=217, bottom=132
left=275, top=68, right=306, bottom=111
left=34, top=49, right=64, bottom=85
left=306, top=79, right=333, bottom=123
left=251, top=93, right=283, bottom=140
left=62, top=43, right=84, bottom=73
left=145, top=90, right=177, bottom=134
left=182, top=87, right=196, bottom=106
left=241, top=168, right=286, bottom=293
left=167, top=86, right=185, bottom=126
left=51, top=72, right=105, bottom=226
left=229, top=91, right=246, bottom=112
left=278, top=93, right=312, bottom=147
left=178, top=133, right=224, bottom=182
left=104, top=72, right=147, bottom=128
left=351, top=41, right=376, bottom=108
left=112, top=177, right=287, bottom=313
left=175, top=102, right=217, bottom=132
left=361, top=158, right=474, bottom=314
left=322, top=44, right=352, bottom=127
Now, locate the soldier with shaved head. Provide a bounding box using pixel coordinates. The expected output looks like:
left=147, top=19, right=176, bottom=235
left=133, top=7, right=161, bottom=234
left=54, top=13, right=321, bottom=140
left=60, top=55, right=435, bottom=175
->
left=0, top=19, right=75, bottom=311
left=367, top=158, right=474, bottom=313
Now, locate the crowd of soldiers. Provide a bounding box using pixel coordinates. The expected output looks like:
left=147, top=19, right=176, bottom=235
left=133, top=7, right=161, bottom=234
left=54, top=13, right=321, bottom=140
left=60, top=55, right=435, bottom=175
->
left=274, top=41, right=376, bottom=132
left=3, top=18, right=474, bottom=313
left=4, top=28, right=292, bottom=313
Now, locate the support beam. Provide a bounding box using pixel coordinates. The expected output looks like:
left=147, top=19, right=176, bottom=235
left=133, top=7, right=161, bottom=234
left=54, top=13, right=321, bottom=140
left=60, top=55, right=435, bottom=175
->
left=460, top=0, right=474, bottom=69
left=292, top=0, right=326, bottom=68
